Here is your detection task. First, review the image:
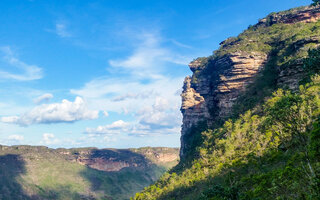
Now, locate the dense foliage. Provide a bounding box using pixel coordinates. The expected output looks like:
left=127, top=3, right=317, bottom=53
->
left=133, top=29, right=320, bottom=200
left=180, top=6, right=320, bottom=165
left=313, top=0, right=320, bottom=6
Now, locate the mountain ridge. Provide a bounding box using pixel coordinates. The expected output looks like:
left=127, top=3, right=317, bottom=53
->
left=0, top=145, right=179, bottom=200
left=134, top=4, right=320, bottom=199
left=180, top=4, right=320, bottom=160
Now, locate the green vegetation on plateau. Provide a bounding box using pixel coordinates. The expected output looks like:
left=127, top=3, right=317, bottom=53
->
left=133, top=6, right=320, bottom=200
left=0, top=146, right=179, bottom=200
left=134, top=45, right=320, bottom=200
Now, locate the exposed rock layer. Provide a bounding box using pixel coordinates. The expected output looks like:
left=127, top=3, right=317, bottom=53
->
left=179, top=5, right=320, bottom=158
left=257, top=5, right=320, bottom=26
left=0, top=145, right=179, bottom=172
left=180, top=52, right=267, bottom=156
left=71, top=148, right=179, bottom=171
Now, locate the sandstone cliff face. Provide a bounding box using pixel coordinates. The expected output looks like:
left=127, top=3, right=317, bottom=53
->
left=64, top=147, right=180, bottom=172
left=0, top=145, right=179, bottom=172
left=257, top=5, right=320, bottom=26
left=179, top=5, right=320, bottom=158
left=277, top=36, right=320, bottom=90
left=70, top=148, right=179, bottom=172
left=180, top=52, right=267, bottom=156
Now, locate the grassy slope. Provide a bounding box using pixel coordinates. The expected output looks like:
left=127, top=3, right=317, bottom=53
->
left=0, top=146, right=178, bottom=200
left=133, top=6, right=320, bottom=200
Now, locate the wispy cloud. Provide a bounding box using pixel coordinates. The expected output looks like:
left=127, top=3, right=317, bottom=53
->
left=85, top=119, right=180, bottom=137
left=70, top=76, right=183, bottom=114
left=85, top=120, right=131, bottom=135
left=8, top=134, right=24, bottom=142
left=102, top=111, right=109, bottom=117
left=33, top=93, right=54, bottom=104
left=84, top=96, right=181, bottom=137
left=55, top=23, right=72, bottom=38
left=170, top=39, right=192, bottom=49
left=112, top=91, right=155, bottom=102
left=109, top=33, right=191, bottom=77
left=0, top=46, right=43, bottom=81
left=1, top=97, right=99, bottom=126
left=71, top=31, right=188, bottom=137
left=137, top=97, right=181, bottom=130
left=40, top=133, right=60, bottom=145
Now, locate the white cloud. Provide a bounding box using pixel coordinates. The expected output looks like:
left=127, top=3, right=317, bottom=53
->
left=112, top=91, right=154, bottom=102
left=85, top=96, right=182, bottom=137
left=71, top=76, right=184, bottom=136
left=8, top=134, right=24, bottom=142
left=85, top=120, right=131, bottom=135
left=106, top=120, right=130, bottom=129
left=0, top=46, right=43, bottom=81
left=103, top=111, right=109, bottom=117
left=108, top=33, right=190, bottom=77
left=138, top=96, right=181, bottom=129
left=40, top=133, right=60, bottom=145
left=33, top=93, right=54, bottom=104
left=170, top=39, right=192, bottom=49
left=85, top=118, right=180, bottom=137
left=71, top=31, right=190, bottom=137
left=55, top=23, right=71, bottom=38
left=1, top=116, right=19, bottom=123
left=70, top=76, right=183, bottom=114
left=1, top=97, right=99, bottom=126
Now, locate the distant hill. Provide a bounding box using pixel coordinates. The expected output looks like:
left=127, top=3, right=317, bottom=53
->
left=0, top=145, right=179, bottom=200
left=134, top=4, right=320, bottom=200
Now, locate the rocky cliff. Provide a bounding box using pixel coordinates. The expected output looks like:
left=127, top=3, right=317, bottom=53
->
left=0, top=145, right=179, bottom=200
left=180, top=5, right=320, bottom=158
left=134, top=4, right=320, bottom=199
left=0, top=145, right=179, bottom=172
left=61, top=147, right=179, bottom=172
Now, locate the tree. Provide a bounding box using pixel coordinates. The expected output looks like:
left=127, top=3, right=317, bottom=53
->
left=312, top=0, right=320, bottom=6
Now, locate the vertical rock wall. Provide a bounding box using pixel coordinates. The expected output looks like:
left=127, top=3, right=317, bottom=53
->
left=180, top=52, right=267, bottom=157
left=179, top=5, right=320, bottom=158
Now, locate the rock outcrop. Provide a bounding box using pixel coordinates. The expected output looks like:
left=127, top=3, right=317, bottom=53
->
left=179, top=5, right=320, bottom=158
left=180, top=52, right=267, bottom=157
left=257, top=5, right=320, bottom=26
left=70, top=147, right=179, bottom=172
left=0, top=145, right=179, bottom=172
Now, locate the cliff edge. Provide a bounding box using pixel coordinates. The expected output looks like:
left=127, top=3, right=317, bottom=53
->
left=180, top=5, right=320, bottom=158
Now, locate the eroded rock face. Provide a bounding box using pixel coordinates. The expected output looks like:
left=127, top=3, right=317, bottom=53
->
left=215, top=52, right=268, bottom=116
left=277, top=37, right=320, bottom=90
left=180, top=52, right=267, bottom=157
left=77, top=157, right=131, bottom=171
left=68, top=148, right=180, bottom=172
left=257, top=5, right=320, bottom=26
left=179, top=5, right=320, bottom=159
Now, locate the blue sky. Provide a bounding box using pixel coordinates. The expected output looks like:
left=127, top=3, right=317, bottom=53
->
left=0, top=0, right=311, bottom=148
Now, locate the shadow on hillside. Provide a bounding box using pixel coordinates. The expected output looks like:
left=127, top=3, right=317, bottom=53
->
left=79, top=149, right=166, bottom=200
left=155, top=148, right=319, bottom=200
left=0, top=149, right=171, bottom=200
left=0, top=154, right=32, bottom=199
left=0, top=153, right=98, bottom=200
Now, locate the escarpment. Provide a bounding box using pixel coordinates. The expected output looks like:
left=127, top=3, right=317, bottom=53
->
left=0, top=145, right=179, bottom=172
left=180, top=52, right=267, bottom=156
left=257, top=5, right=320, bottom=26
left=180, top=5, right=320, bottom=158
left=0, top=145, right=179, bottom=200
left=70, top=147, right=179, bottom=172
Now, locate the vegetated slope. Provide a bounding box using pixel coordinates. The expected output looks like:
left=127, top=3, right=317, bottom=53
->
left=133, top=5, right=320, bottom=200
left=0, top=146, right=179, bottom=200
